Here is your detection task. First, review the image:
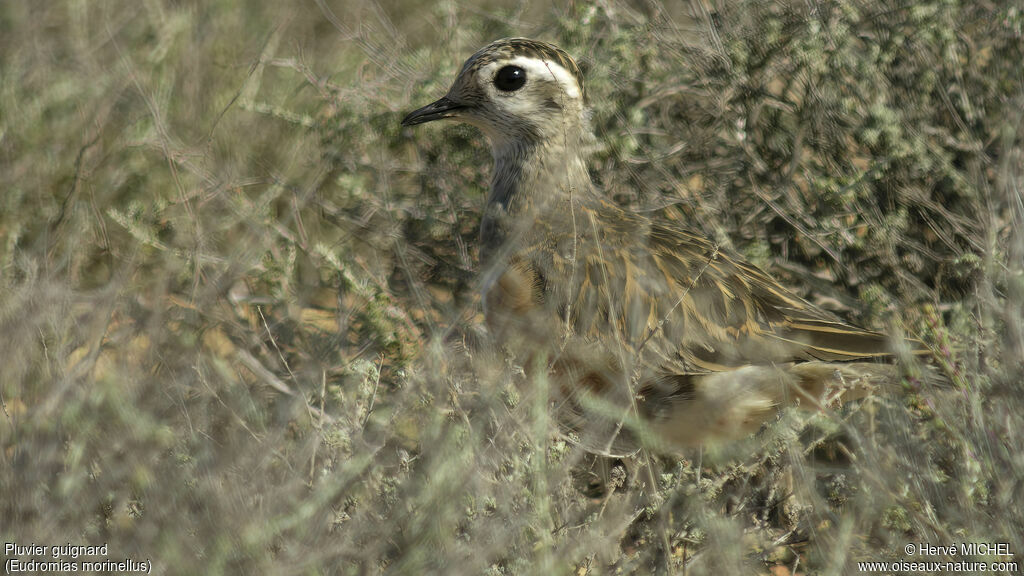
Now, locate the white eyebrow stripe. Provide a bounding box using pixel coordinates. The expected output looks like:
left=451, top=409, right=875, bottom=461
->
left=493, top=56, right=581, bottom=100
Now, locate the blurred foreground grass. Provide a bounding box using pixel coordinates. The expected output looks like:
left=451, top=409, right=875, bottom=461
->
left=2, top=1, right=1023, bottom=574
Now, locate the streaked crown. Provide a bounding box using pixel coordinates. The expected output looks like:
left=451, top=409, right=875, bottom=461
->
left=458, top=38, right=585, bottom=101
left=401, top=38, right=589, bottom=147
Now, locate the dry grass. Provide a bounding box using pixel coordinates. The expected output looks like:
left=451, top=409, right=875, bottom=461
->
left=2, top=1, right=1022, bottom=574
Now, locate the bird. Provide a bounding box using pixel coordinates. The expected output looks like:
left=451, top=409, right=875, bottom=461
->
left=401, top=38, right=926, bottom=457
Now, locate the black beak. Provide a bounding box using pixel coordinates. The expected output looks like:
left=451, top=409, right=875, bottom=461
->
left=401, top=96, right=465, bottom=126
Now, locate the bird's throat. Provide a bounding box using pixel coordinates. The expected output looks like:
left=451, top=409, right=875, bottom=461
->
left=480, top=140, right=589, bottom=264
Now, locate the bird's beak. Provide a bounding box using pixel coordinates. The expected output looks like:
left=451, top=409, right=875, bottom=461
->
left=401, top=96, right=465, bottom=126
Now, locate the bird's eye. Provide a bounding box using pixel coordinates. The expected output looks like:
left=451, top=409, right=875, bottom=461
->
left=494, top=66, right=526, bottom=92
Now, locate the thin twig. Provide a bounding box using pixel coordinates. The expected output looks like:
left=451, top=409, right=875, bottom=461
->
left=362, top=354, right=384, bottom=429
left=310, top=368, right=328, bottom=486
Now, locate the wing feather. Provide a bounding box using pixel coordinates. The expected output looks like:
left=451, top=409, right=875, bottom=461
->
left=549, top=205, right=922, bottom=370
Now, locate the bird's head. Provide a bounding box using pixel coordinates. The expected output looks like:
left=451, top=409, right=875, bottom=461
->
left=401, top=38, right=588, bottom=151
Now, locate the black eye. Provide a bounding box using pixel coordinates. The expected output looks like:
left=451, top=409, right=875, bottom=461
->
left=494, top=65, right=526, bottom=92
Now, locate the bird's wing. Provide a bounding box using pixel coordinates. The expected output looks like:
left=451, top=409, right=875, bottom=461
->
left=645, top=224, right=897, bottom=369
left=545, top=201, right=911, bottom=372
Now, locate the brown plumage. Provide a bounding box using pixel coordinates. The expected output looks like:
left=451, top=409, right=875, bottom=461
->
left=402, top=38, right=927, bottom=456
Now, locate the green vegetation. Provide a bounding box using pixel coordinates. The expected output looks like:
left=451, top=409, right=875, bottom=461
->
left=2, top=1, right=1021, bottom=573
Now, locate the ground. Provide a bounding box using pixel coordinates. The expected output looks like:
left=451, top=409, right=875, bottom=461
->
left=2, top=1, right=1022, bottom=574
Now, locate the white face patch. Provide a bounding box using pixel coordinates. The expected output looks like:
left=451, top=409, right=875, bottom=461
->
left=479, top=56, right=582, bottom=101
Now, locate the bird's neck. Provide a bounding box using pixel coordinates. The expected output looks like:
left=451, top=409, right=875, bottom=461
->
left=481, top=128, right=594, bottom=261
